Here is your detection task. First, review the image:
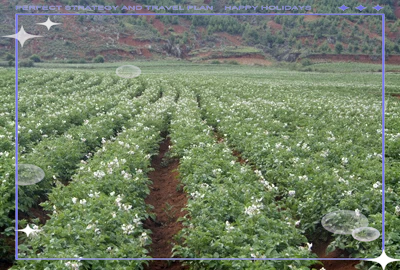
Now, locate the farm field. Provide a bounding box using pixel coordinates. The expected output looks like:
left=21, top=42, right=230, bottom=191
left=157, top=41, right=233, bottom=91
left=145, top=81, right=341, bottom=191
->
left=0, top=62, right=399, bottom=270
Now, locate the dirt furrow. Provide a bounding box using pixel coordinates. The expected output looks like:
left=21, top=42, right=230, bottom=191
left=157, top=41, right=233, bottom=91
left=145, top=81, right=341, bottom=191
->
left=311, top=240, right=359, bottom=270
left=143, top=137, right=188, bottom=270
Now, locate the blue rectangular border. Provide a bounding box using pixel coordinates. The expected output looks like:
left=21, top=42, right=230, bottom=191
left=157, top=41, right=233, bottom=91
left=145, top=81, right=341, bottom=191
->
left=15, top=12, right=386, bottom=261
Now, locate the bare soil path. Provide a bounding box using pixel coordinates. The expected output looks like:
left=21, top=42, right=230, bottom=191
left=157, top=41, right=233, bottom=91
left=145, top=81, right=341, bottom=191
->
left=143, top=137, right=188, bottom=270
left=311, top=240, right=359, bottom=270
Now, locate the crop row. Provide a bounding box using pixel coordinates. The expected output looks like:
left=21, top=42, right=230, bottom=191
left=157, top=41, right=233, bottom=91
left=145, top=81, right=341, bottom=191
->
left=2, top=74, right=106, bottom=151
left=2, top=74, right=141, bottom=157
left=169, top=84, right=316, bottom=270
left=384, top=94, right=400, bottom=260
left=1, top=71, right=105, bottom=151
left=1, top=71, right=91, bottom=118
left=196, top=78, right=383, bottom=260
left=0, top=78, right=157, bottom=260
left=13, top=81, right=177, bottom=269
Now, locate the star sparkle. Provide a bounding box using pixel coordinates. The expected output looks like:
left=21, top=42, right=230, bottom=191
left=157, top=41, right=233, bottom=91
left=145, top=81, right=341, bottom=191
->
left=37, top=17, right=61, bottom=30
left=2, top=26, right=42, bottom=47
left=17, top=224, right=42, bottom=237
left=367, top=250, right=400, bottom=270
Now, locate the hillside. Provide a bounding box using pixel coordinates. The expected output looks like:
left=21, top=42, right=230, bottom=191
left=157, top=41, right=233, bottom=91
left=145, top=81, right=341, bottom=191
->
left=0, top=0, right=399, bottom=65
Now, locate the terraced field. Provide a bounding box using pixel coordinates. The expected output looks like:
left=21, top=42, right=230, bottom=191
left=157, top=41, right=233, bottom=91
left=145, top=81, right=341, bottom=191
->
left=0, top=62, right=399, bottom=270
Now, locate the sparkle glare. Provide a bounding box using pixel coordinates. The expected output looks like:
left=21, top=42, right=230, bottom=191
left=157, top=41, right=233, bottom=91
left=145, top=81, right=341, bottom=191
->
left=37, top=17, right=61, bottom=30
left=368, top=251, right=400, bottom=270
left=17, top=224, right=41, bottom=237
left=2, top=26, right=42, bottom=47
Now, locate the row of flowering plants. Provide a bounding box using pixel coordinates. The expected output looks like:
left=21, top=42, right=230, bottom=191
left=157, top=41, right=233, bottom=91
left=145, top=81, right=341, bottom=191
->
left=2, top=72, right=115, bottom=153
left=17, top=74, right=130, bottom=151
left=169, top=85, right=317, bottom=269
left=196, top=77, right=384, bottom=262
left=17, top=77, right=155, bottom=212
left=1, top=69, right=72, bottom=119
left=17, top=71, right=91, bottom=116
left=0, top=72, right=151, bottom=261
left=0, top=69, right=44, bottom=152
left=1, top=70, right=73, bottom=147
left=13, top=80, right=177, bottom=269
left=384, top=93, right=400, bottom=262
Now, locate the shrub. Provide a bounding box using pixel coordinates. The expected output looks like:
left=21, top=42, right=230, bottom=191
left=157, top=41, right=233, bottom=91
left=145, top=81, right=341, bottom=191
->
left=66, top=59, right=86, bottom=64
left=93, top=55, right=105, bottom=63
left=301, top=58, right=312, bottom=66
left=18, top=60, right=34, bottom=67
left=30, top=54, right=41, bottom=62
left=227, top=60, right=239, bottom=65
left=335, top=43, right=344, bottom=54
left=5, top=53, right=14, bottom=61
left=210, top=60, right=220, bottom=64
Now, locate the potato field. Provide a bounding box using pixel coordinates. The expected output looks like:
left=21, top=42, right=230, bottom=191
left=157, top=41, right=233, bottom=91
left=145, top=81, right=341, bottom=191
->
left=0, top=63, right=399, bottom=270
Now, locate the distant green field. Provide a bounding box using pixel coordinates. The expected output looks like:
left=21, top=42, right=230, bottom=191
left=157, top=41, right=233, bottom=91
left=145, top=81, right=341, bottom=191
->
left=13, top=60, right=400, bottom=94
left=27, top=60, right=399, bottom=76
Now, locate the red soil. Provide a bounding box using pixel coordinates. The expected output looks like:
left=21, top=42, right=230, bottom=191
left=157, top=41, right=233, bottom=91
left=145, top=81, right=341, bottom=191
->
left=232, top=150, right=247, bottom=165
left=153, top=19, right=166, bottom=34
left=62, top=16, right=75, bottom=32
left=196, top=51, right=213, bottom=58
left=99, top=49, right=135, bottom=59
left=218, top=32, right=242, bottom=46
left=198, top=26, right=207, bottom=33
left=395, top=1, right=400, bottom=19
left=143, top=138, right=188, bottom=270
left=141, top=48, right=152, bottom=58
left=211, top=56, right=272, bottom=66
left=385, top=23, right=397, bottom=39
left=304, top=15, right=320, bottom=22
left=267, top=20, right=283, bottom=31
left=391, top=94, right=400, bottom=99
left=172, top=25, right=186, bottom=34
left=215, top=132, right=248, bottom=165
left=119, top=37, right=151, bottom=47
left=18, top=205, right=50, bottom=225
left=298, top=36, right=315, bottom=45
left=343, top=19, right=381, bottom=40
left=312, top=240, right=358, bottom=270
left=199, top=53, right=271, bottom=66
